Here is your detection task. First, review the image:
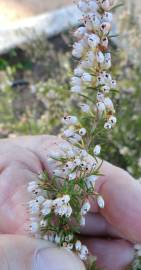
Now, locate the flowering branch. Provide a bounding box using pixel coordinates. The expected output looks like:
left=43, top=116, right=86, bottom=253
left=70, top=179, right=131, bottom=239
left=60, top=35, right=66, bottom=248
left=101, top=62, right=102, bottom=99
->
left=27, top=0, right=118, bottom=268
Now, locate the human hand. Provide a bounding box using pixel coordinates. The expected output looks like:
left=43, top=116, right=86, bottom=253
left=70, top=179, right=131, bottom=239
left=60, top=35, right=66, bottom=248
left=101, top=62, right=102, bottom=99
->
left=0, top=135, right=141, bottom=270
left=0, top=135, right=85, bottom=270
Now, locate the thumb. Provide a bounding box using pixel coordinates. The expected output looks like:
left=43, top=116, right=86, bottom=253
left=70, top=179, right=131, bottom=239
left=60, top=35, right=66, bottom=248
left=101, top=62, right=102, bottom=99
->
left=0, top=235, right=85, bottom=270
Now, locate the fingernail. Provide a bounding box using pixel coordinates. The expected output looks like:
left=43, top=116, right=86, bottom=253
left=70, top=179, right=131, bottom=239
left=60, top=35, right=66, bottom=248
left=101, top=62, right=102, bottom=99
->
left=33, top=247, right=85, bottom=270
left=33, top=247, right=66, bottom=270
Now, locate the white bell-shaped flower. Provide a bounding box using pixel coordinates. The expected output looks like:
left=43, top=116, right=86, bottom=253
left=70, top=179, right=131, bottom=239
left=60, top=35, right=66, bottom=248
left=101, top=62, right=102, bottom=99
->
left=40, top=219, right=47, bottom=228
left=69, top=171, right=77, bottom=181
left=80, top=215, right=86, bottom=226
left=75, top=240, right=82, bottom=251
left=102, top=12, right=113, bottom=23
left=78, top=0, right=89, bottom=13
left=108, top=115, right=117, bottom=126
left=81, top=72, right=92, bottom=82
left=100, top=0, right=110, bottom=11
left=96, top=51, right=105, bottom=63
left=104, top=97, right=114, bottom=111
left=74, top=66, right=84, bottom=77
left=63, top=116, right=78, bottom=126
left=101, top=85, right=110, bottom=93
left=96, top=102, right=106, bottom=115
left=74, top=26, right=86, bottom=40
left=29, top=222, right=39, bottom=233
left=101, top=36, right=109, bottom=48
left=97, top=195, right=105, bottom=208
left=79, top=128, right=87, bottom=136
left=80, top=103, right=90, bottom=113
left=94, top=145, right=101, bottom=155
left=86, top=175, right=98, bottom=189
left=88, top=34, right=100, bottom=48
left=81, top=200, right=91, bottom=215
left=100, top=22, right=111, bottom=35
left=104, top=122, right=112, bottom=129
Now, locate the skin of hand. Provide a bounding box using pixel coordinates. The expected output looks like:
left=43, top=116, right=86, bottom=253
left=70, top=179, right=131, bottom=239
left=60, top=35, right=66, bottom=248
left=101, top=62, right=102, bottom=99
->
left=0, top=135, right=141, bottom=270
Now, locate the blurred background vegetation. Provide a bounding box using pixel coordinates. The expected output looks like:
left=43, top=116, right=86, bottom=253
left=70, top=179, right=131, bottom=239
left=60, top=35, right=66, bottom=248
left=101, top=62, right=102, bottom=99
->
left=0, top=0, right=141, bottom=181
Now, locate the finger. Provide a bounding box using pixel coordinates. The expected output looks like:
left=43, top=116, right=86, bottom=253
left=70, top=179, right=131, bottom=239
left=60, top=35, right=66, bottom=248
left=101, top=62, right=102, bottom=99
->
left=0, top=142, right=42, bottom=174
left=2, top=135, right=64, bottom=174
left=0, top=235, right=85, bottom=270
left=0, top=163, right=36, bottom=234
left=82, top=238, right=134, bottom=270
left=93, top=161, right=141, bottom=243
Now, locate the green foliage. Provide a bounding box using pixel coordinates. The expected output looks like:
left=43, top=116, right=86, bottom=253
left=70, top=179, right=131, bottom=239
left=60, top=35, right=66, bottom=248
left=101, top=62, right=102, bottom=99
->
left=0, top=37, right=141, bottom=180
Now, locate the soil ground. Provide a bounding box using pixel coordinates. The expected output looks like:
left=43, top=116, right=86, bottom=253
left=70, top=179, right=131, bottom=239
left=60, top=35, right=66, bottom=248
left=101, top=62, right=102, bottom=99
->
left=0, top=0, right=72, bottom=26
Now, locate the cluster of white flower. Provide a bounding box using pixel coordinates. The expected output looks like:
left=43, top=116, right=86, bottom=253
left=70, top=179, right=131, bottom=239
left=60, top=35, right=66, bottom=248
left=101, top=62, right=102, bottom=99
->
left=27, top=0, right=118, bottom=265
left=27, top=181, right=72, bottom=232
left=44, top=232, right=88, bottom=261
left=71, top=0, right=117, bottom=129
left=52, top=142, right=97, bottom=177
left=52, top=143, right=103, bottom=194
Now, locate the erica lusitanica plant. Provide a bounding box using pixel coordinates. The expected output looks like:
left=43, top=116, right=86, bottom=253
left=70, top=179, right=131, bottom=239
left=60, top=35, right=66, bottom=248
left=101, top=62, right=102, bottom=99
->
left=26, top=0, right=119, bottom=268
